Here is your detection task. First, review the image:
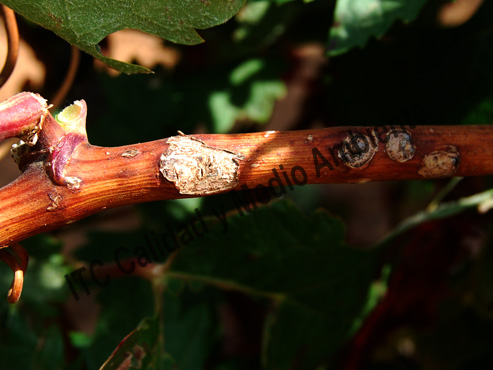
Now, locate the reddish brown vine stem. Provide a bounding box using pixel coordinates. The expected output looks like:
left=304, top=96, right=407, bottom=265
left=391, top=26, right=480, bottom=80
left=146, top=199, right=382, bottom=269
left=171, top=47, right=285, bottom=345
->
left=1, top=92, right=493, bottom=248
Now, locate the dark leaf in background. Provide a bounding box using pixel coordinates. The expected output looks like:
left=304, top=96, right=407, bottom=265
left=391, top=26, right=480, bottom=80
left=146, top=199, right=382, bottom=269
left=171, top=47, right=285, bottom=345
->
left=167, top=201, right=383, bottom=368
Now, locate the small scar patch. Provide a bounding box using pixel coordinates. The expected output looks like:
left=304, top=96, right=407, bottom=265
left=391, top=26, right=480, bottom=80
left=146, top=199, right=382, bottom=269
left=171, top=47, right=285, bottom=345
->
left=46, top=193, right=62, bottom=212
left=418, top=145, right=459, bottom=178
left=386, top=130, right=415, bottom=162
left=159, top=135, right=243, bottom=195
left=122, top=149, right=140, bottom=158
left=339, top=132, right=378, bottom=169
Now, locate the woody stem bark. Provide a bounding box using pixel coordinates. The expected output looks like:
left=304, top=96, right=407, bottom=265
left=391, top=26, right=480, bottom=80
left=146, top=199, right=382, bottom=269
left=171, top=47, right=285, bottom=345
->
left=1, top=93, right=493, bottom=247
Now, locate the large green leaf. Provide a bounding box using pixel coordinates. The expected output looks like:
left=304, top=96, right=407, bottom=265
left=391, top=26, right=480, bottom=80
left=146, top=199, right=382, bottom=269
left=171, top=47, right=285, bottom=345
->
left=165, top=200, right=382, bottom=368
left=96, top=199, right=380, bottom=368
left=328, top=0, right=429, bottom=56
left=3, top=0, right=245, bottom=73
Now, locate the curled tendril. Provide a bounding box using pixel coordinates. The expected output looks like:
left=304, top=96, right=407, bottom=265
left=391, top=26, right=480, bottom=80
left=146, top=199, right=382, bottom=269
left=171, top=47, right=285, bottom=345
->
left=0, top=244, right=29, bottom=303
left=0, top=5, right=19, bottom=88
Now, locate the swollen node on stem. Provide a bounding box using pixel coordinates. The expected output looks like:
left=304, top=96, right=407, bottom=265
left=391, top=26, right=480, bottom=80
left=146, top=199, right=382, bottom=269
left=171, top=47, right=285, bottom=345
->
left=0, top=92, right=48, bottom=141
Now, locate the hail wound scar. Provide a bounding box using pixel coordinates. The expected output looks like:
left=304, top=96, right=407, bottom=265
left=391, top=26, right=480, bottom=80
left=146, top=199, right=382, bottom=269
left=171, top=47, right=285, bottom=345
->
left=418, top=145, right=459, bottom=178
left=386, top=130, right=415, bottom=162
left=160, top=135, right=243, bottom=195
left=339, top=132, right=378, bottom=169
left=122, top=149, right=140, bottom=158
left=47, top=193, right=62, bottom=211
left=65, top=176, right=82, bottom=190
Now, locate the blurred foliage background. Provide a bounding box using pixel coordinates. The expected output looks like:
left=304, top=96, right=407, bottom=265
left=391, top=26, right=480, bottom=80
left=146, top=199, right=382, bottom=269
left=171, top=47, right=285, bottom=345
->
left=1, top=0, right=493, bottom=369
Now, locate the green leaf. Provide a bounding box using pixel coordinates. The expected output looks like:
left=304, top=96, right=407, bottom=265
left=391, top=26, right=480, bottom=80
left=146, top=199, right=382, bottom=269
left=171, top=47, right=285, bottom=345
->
left=209, top=58, right=287, bottom=132
left=166, top=200, right=381, bottom=368
left=234, top=1, right=297, bottom=48
left=3, top=0, right=246, bottom=73
left=161, top=288, right=219, bottom=370
left=328, top=0, right=429, bottom=56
